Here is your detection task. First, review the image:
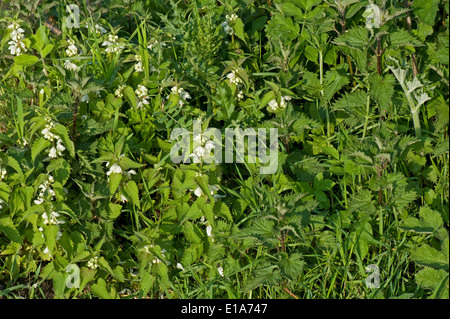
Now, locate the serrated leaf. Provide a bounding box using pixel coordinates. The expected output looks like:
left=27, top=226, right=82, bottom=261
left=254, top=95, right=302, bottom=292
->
left=31, top=137, right=51, bottom=162
left=51, top=124, right=75, bottom=157
left=91, top=278, right=113, bottom=299
left=123, top=180, right=140, bottom=208
left=411, top=0, right=440, bottom=25
left=109, top=173, right=122, bottom=195
left=278, top=253, right=304, bottom=280
left=14, top=54, right=39, bottom=66
left=233, top=18, right=246, bottom=43
left=122, top=86, right=137, bottom=109
left=0, top=216, right=23, bottom=244
left=412, top=244, right=448, bottom=269
left=213, top=201, right=232, bottom=222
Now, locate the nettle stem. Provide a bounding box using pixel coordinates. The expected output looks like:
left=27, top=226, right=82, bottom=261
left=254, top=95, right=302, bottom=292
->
left=72, top=94, right=79, bottom=140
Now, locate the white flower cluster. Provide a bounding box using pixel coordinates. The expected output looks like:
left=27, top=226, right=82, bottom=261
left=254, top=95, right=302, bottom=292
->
left=41, top=117, right=66, bottom=158
left=0, top=167, right=6, bottom=180
left=64, top=60, right=79, bottom=72
left=135, top=84, right=149, bottom=108
left=42, top=210, right=65, bottom=225
left=134, top=55, right=144, bottom=73
left=217, top=266, right=224, bottom=277
left=102, top=34, right=124, bottom=54
left=268, top=95, right=291, bottom=112
left=115, top=85, right=126, bottom=98
left=95, top=24, right=107, bottom=34
left=170, top=86, right=191, bottom=107
left=193, top=184, right=220, bottom=198
left=237, top=90, right=244, bottom=100
left=66, top=38, right=78, bottom=57
left=106, top=158, right=136, bottom=182
left=85, top=23, right=107, bottom=34
left=34, top=175, right=56, bottom=205
left=87, top=256, right=99, bottom=269
left=221, top=14, right=238, bottom=35
left=8, top=22, right=27, bottom=56
left=107, top=163, right=122, bottom=176
left=227, top=69, right=243, bottom=85
left=147, top=39, right=166, bottom=50
left=190, top=134, right=215, bottom=163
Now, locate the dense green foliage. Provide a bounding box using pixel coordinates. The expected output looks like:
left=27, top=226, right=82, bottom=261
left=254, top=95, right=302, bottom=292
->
left=0, top=0, right=448, bottom=299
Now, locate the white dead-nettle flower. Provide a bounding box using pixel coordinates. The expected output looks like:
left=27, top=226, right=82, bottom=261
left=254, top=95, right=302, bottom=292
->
left=48, top=147, right=57, bottom=158
left=135, top=84, right=149, bottom=108
left=147, top=39, right=166, bottom=50
left=115, top=85, right=126, bottom=98
left=206, top=225, right=213, bottom=242
left=8, top=22, right=27, bottom=56
left=102, top=34, right=124, bottom=54
left=227, top=69, right=243, bottom=85
left=42, top=118, right=65, bottom=158
left=43, top=246, right=51, bottom=256
left=64, top=60, right=79, bottom=72
left=95, top=24, right=107, bottom=34
left=176, top=263, right=185, bottom=271
left=107, top=163, right=123, bottom=176
left=81, top=94, right=89, bottom=103
left=0, top=167, right=6, bottom=180
left=221, top=22, right=233, bottom=35
left=134, top=55, right=144, bottom=73
left=217, top=266, right=224, bottom=277
left=0, top=199, right=4, bottom=210
left=152, top=258, right=161, bottom=264
left=40, top=88, right=45, bottom=96
left=87, top=256, right=99, bottom=269
left=124, top=170, right=136, bottom=178
left=190, top=134, right=216, bottom=163
left=42, top=211, right=64, bottom=225
left=120, top=194, right=128, bottom=203
left=66, top=38, right=78, bottom=57
left=192, top=184, right=222, bottom=199
left=226, top=14, right=238, bottom=22
left=237, top=90, right=244, bottom=100
left=171, top=86, right=191, bottom=107
left=267, top=95, right=292, bottom=112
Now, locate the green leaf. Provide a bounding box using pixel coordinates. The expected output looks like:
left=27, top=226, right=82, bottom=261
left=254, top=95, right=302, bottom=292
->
left=14, top=54, right=39, bottom=67
left=109, top=173, right=122, bottom=195
left=389, top=30, right=423, bottom=47
left=44, top=225, right=59, bottom=255
left=213, top=201, right=233, bottom=222
left=79, top=267, right=97, bottom=291
left=119, top=156, right=144, bottom=170
left=278, top=253, right=304, bottom=280
left=182, top=221, right=204, bottom=244
left=140, top=270, right=155, bottom=296
left=333, top=26, right=368, bottom=50
left=0, top=216, right=23, bottom=244
left=260, top=91, right=276, bottom=109
left=91, top=278, right=114, bottom=299
left=400, top=207, right=443, bottom=234
left=46, top=158, right=71, bottom=185
left=411, top=0, right=440, bottom=25
left=415, top=268, right=448, bottom=291
left=233, top=18, right=247, bottom=43
left=412, top=244, right=448, bottom=269
left=123, top=180, right=140, bottom=208
left=51, top=124, right=75, bottom=157
left=122, top=86, right=137, bottom=109
left=369, top=73, right=395, bottom=113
